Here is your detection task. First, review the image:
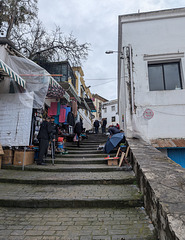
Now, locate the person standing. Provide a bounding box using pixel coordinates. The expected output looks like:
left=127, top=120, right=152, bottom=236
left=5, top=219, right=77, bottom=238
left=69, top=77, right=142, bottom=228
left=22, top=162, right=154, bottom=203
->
left=116, top=123, right=120, bottom=130
left=37, top=117, right=51, bottom=165
left=74, top=120, right=83, bottom=147
left=101, top=118, right=107, bottom=134
left=94, top=120, right=100, bottom=134
left=49, top=117, right=58, bottom=159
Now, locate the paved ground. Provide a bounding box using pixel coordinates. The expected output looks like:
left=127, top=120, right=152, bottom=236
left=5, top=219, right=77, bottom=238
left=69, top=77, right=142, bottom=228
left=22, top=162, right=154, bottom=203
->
left=0, top=207, right=155, bottom=240
left=0, top=133, right=157, bottom=239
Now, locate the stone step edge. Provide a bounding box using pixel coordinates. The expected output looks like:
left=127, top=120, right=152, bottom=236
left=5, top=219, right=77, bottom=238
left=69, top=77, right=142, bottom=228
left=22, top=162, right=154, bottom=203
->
left=56, top=155, right=112, bottom=158
left=0, top=198, right=143, bottom=208
left=2, top=165, right=132, bottom=172
left=44, top=159, right=107, bottom=164
left=0, top=177, right=136, bottom=185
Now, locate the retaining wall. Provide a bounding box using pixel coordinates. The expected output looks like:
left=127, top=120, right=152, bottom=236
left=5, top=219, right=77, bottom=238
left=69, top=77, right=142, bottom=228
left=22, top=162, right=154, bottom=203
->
left=127, top=138, right=185, bottom=240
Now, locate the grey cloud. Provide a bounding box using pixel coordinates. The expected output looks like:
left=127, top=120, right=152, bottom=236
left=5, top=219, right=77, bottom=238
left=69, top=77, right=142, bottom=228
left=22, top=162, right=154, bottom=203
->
left=38, top=0, right=184, bottom=100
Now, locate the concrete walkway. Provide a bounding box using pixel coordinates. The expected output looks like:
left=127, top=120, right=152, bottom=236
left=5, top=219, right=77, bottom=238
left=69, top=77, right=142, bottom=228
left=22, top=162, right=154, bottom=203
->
left=0, top=133, right=157, bottom=240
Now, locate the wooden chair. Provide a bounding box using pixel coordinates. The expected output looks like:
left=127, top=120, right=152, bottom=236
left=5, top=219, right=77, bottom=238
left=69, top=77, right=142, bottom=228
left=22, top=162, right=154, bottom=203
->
left=119, top=146, right=130, bottom=167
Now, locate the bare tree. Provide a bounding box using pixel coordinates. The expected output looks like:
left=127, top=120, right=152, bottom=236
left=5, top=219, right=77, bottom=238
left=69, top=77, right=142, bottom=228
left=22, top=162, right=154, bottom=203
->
left=1, top=0, right=90, bottom=65
left=11, top=20, right=90, bottom=66
left=0, top=0, right=38, bottom=38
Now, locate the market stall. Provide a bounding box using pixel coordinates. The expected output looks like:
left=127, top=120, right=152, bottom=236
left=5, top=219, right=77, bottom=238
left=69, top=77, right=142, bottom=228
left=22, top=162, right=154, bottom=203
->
left=0, top=42, right=69, bottom=168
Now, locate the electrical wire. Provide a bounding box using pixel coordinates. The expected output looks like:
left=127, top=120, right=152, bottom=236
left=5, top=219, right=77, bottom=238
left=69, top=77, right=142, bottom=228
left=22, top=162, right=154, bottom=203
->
left=85, top=77, right=116, bottom=81
left=90, top=80, right=115, bottom=87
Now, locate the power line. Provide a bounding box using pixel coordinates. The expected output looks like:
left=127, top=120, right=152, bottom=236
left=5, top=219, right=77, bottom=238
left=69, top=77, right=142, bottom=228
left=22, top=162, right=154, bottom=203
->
left=90, top=80, right=115, bottom=87
left=85, top=77, right=117, bottom=81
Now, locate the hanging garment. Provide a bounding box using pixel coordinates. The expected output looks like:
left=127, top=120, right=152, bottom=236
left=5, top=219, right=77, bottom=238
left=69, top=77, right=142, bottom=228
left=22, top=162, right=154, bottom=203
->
left=57, top=102, right=61, bottom=115
left=48, top=102, right=58, bottom=116
left=64, top=107, right=71, bottom=123
left=67, top=112, right=75, bottom=126
left=59, top=106, right=66, bottom=123
left=54, top=115, right=59, bottom=125
left=72, top=101, right=77, bottom=117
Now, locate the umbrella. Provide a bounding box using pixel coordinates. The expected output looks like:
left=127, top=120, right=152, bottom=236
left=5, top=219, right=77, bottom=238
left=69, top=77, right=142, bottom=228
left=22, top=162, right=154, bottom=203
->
left=104, top=132, right=125, bottom=153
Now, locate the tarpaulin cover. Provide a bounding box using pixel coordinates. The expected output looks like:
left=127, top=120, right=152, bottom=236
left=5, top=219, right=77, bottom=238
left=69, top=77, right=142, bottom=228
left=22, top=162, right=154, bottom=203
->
left=6, top=55, right=50, bottom=109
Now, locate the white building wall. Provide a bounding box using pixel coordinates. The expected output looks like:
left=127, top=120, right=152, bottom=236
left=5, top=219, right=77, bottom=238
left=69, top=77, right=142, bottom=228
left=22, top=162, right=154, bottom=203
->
left=0, top=93, right=33, bottom=146
left=78, top=109, right=92, bottom=130
left=118, top=8, right=185, bottom=141
left=102, top=100, right=119, bottom=127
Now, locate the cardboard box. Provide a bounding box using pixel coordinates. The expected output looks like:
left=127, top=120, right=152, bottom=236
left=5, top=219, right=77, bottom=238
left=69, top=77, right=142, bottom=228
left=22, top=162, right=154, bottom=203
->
left=13, top=150, right=34, bottom=166
left=2, top=149, right=13, bottom=165
left=108, top=159, right=118, bottom=166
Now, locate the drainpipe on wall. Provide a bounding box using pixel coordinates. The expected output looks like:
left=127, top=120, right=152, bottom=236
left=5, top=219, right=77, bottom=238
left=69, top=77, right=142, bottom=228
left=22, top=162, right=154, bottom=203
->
left=128, top=44, right=135, bottom=115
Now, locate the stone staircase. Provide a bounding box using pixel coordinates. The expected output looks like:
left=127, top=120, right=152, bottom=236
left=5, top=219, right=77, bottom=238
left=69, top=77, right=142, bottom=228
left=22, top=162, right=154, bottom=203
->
left=0, top=133, right=157, bottom=240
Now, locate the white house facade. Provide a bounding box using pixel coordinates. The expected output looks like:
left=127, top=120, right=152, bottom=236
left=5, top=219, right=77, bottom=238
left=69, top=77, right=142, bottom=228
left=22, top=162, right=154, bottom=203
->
left=118, top=8, right=185, bottom=141
left=102, top=99, right=119, bottom=127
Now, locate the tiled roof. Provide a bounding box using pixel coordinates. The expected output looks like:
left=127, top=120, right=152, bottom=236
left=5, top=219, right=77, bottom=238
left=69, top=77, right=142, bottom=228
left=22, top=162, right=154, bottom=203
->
left=151, top=138, right=185, bottom=148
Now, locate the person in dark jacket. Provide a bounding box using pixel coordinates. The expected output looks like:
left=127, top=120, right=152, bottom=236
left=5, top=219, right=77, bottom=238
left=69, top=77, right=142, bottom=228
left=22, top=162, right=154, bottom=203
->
left=101, top=118, right=107, bottom=134
left=108, top=126, right=120, bottom=135
left=74, top=120, right=82, bottom=147
left=49, top=117, right=58, bottom=159
left=94, top=120, right=100, bottom=134
left=37, top=118, right=51, bottom=165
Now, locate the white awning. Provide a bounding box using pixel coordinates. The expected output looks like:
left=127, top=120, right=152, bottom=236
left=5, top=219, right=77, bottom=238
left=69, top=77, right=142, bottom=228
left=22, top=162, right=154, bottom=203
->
left=0, top=59, right=26, bottom=89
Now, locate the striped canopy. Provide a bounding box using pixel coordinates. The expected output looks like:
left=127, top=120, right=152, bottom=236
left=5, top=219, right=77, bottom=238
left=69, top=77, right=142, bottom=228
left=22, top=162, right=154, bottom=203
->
left=0, top=59, right=26, bottom=89
left=48, top=76, right=70, bottom=102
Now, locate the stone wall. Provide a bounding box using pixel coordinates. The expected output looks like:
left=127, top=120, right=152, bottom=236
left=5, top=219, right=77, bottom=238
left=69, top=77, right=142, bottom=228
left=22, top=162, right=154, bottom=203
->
left=127, top=138, right=185, bottom=240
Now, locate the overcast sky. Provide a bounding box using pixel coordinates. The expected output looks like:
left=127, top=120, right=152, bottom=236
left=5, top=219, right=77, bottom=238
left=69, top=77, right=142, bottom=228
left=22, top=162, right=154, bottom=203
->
left=38, top=0, right=185, bottom=101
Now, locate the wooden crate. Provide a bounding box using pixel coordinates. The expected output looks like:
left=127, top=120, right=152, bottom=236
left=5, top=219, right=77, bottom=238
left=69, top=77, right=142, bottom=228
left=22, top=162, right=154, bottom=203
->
left=108, top=159, right=118, bottom=166
left=2, top=149, right=13, bottom=165
left=13, top=150, right=34, bottom=166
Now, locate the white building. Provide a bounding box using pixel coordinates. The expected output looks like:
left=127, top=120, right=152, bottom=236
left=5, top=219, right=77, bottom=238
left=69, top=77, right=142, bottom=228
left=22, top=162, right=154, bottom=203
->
left=72, top=66, right=94, bottom=131
left=118, top=8, right=185, bottom=166
left=102, top=99, right=119, bottom=127
left=92, top=94, right=108, bottom=120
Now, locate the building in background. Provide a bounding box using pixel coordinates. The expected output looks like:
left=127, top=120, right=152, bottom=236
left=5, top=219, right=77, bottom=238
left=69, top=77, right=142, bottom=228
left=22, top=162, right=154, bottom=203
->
left=102, top=99, right=119, bottom=127
left=40, top=61, right=95, bottom=130
left=118, top=8, right=185, bottom=167
left=92, top=94, right=108, bottom=120
left=73, top=66, right=95, bottom=130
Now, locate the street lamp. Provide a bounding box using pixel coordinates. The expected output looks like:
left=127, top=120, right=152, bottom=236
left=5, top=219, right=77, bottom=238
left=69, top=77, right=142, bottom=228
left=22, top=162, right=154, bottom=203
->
left=105, top=50, right=124, bottom=59
left=105, top=50, right=119, bottom=54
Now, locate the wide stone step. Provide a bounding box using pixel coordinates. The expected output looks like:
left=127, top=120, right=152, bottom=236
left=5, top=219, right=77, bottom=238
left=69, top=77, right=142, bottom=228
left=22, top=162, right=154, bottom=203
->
left=58, top=153, right=111, bottom=158
left=62, top=149, right=105, bottom=154
left=2, top=164, right=132, bottom=172
left=0, top=169, right=136, bottom=185
left=66, top=145, right=100, bottom=150
left=77, top=141, right=106, bottom=146
left=0, top=183, right=143, bottom=208
left=45, top=157, right=107, bottom=164
left=0, top=207, right=157, bottom=240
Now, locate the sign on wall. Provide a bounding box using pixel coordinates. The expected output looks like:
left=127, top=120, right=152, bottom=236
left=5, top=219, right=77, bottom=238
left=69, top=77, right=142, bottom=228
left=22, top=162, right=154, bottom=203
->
left=143, top=108, right=154, bottom=120
left=0, top=93, right=33, bottom=146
